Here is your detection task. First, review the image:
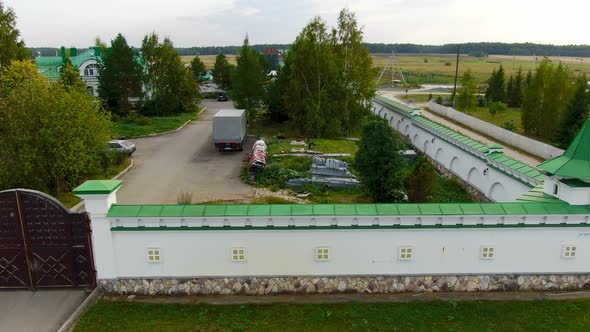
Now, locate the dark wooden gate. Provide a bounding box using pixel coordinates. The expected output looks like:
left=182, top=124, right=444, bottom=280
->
left=0, top=189, right=96, bottom=289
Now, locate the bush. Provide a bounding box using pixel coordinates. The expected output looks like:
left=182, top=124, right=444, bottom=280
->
left=502, top=120, right=518, bottom=132
left=257, top=164, right=308, bottom=189
left=423, top=58, right=428, bottom=63
left=97, top=149, right=128, bottom=172
left=489, top=101, right=507, bottom=116
left=444, top=61, right=452, bottom=66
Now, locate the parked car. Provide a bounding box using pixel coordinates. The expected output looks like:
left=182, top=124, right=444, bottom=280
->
left=217, top=91, right=228, bottom=101
left=108, top=140, right=136, bottom=155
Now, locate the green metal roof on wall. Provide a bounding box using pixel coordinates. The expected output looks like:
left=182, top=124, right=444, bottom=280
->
left=517, top=185, right=562, bottom=203
left=73, top=180, right=123, bottom=195
left=538, top=120, right=590, bottom=181
left=374, top=95, right=545, bottom=183
left=35, top=56, right=64, bottom=68
left=108, top=202, right=590, bottom=218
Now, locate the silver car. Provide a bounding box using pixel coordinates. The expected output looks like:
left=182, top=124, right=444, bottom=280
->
left=108, top=140, right=136, bottom=155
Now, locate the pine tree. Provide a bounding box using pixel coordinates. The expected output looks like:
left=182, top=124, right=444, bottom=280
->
left=232, top=36, right=267, bottom=120
left=485, top=65, right=506, bottom=102
left=455, top=69, right=478, bottom=112
left=405, top=156, right=435, bottom=203
left=354, top=118, right=406, bottom=202
left=190, top=56, right=206, bottom=79
left=508, top=68, right=524, bottom=108
left=556, top=76, right=589, bottom=148
left=97, top=33, right=143, bottom=115
left=212, top=54, right=231, bottom=90
left=505, top=76, right=514, bottom=107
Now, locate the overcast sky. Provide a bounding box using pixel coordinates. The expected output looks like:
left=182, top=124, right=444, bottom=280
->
left=6, top=0, right=589, bottom=48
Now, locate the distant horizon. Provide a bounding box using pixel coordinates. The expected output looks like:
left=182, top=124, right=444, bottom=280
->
left=27, top=41, right=590, bottom=49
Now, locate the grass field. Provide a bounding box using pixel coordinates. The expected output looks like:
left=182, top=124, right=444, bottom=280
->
left=111, top=112, right=198, bottom=138
left=74, top=298, right=590, bottom=331
left=183, top=53, right=590, bottom=85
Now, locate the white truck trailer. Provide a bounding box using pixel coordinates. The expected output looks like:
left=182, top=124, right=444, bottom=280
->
left=212, top=109, right=247, bottom=151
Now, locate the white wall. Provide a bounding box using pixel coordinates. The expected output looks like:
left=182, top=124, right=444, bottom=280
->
left=372, top=100, right=532, bottom=202
left=428, top=101, right=564, bottom=160
left=111, top=227, right=590, bottom=278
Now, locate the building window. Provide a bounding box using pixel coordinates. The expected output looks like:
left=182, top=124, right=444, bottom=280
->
left=562, top=245, right=577, bottom=259
left=398, top=246, right=413, bottom=260
left=83, top=63, right=98, bottom=76
left=232, top=247, right=246, bottom=262
left=147, top=248, right=161, bottom=263
left=315, top=247, right=330, bottom=261
left=480, top=246, right=495, bottom=260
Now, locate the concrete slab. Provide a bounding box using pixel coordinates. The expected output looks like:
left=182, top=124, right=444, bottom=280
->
left=0, top=290, right=88, bottom=332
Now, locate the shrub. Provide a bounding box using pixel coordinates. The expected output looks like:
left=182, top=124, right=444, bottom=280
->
left=257, top=164, right=308, bottom=189
left=444, top=61, right=452, bottom=66
left=502, top=120, right=517, bottom=132
left=435, top=96, right=443, bottom=104
left=489, top=101, right=507, bottom=116
left=423, top=58, right=428, bottom=63
left=177, top=191, right=193, bottom=204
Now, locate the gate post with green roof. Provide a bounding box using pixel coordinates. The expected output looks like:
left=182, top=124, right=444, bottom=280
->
left=74, top=180, right=123, bottom=280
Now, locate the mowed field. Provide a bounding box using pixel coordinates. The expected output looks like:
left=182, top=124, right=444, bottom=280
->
left=184, top=53, right=590, bottom=84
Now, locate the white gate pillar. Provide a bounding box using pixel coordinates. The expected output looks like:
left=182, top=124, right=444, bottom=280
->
left=74, top=180, right=122, bottom=280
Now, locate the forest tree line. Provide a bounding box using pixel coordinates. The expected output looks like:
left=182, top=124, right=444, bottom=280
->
left=30, top=42, right=590, bottom=58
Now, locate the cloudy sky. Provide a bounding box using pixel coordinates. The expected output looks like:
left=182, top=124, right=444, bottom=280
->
left=6, top=0, right=589, bottom=47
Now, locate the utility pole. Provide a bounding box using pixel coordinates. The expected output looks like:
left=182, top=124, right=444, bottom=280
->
left=452, top=45, right=460, bottom=108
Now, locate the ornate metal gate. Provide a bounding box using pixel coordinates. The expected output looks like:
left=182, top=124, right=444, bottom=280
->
left=0, top=189, right=96, bottom=289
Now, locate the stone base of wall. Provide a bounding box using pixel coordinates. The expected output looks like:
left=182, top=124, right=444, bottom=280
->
left=100, top=274, right=590, bottom=296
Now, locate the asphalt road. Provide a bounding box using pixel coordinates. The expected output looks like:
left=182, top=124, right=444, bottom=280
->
left=0, top=290, right=87, bottom=332
left=115, top=99, right=255, bottom=204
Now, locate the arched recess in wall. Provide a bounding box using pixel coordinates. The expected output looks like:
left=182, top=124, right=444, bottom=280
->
left=404, top=124, right=411, bottom=135
left=389, top=116, right=394, bottom=126
left=397, top=119, right=402, bottom=131
left=467, top=167, right=482, bottom=188
left=488, top=182, right=507, bottom=202
left=423, top=140, right=431, bottom=155
left=412, top=134, right=420, bottom=147
left=378, top=110, right=382, bottom=116
left=435, top=148, right=447, bottom=167
left=449, top=156, right=460, bottom=173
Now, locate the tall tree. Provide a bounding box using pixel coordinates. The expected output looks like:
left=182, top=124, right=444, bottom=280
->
left=0, top=1, right=29, bottom=70
left=190, top=55, right=206, bottom=79
left=212, top=53, right=231, bottom=90
left=332, top=8, right=376, bottom=135
left=58, top=59, right=86, bottom=92
left=284, top=17, right=339, bottom=137
left=405, top=156, right=435, bottom=203
left=354, top=118, right=406, bottom=202
left=522, top=59, right=574, bottom=139
left=232, top=36, right=267, bottom=120
left=455, top=69, right=478, bottom=112
left=141, top=34, right=199, bottom=116
left=0, top=61, right=111, bottom=195
left=265, top=59, right=291, bottom=123
left=485, top=65, right=506, bottom=102
left=507, top=68, right=524, bottom=108
left=556, top=76, right=589, bottom=148
left=97, top=33, right=143, bottom=115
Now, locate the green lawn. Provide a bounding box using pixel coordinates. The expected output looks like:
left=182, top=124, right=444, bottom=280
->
left=400, top=93, right=447, bottom=102
left=266, top=138, right=359, bottom=155
left=467, top=106, right=523, bottom=132
left=75, top=298, right=590, bottom=331
left=111, top=112, right=198, bottom=138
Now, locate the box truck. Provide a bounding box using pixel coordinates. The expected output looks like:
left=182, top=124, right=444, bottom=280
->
left=213, top=109, right=247, bottom=151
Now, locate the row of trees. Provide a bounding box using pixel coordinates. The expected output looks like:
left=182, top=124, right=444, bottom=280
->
left=454, top=59, right=589, bottom=148
left=521, top=60, right=589, bottom=148
left=98, top=33, right=199, bottom=116
left=485, top=65, right=525, bottom=108
left=0, top=2, right=29, bottom=68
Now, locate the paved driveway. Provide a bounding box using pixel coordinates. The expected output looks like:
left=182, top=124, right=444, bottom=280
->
left=0, top=290, right=87, bottom=332
left=116, top=99, right=255, bottom=204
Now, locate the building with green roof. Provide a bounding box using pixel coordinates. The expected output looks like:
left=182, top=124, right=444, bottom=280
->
left=538, top=120, right=590, bottom=205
